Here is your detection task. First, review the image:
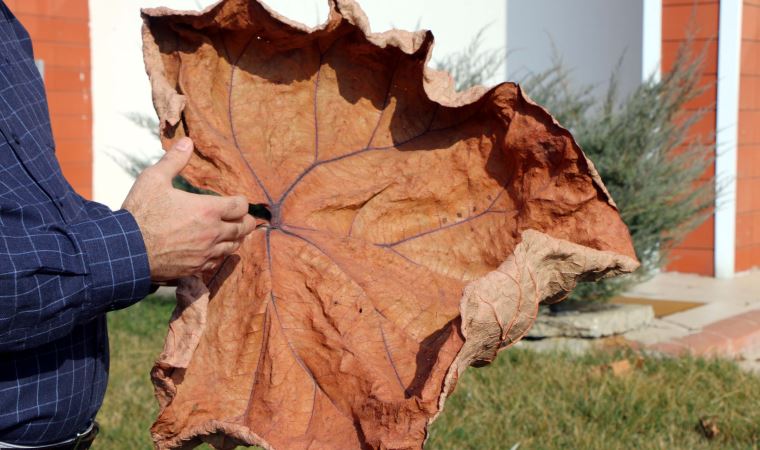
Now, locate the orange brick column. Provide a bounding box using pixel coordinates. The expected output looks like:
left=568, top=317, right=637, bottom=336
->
left=736, top=1, right=760, bottom=271
left=4, top=0, right=93, bottom=199
left=662, top=0, right=720, bottom=275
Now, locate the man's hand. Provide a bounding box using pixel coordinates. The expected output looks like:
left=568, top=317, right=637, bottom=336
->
left=122, top=137, right=256, bottom=282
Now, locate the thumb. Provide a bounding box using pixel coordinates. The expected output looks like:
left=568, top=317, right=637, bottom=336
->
left=151, top=137, right=194, bottom=181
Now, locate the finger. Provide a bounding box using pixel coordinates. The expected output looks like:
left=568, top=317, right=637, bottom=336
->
left=217, top=216, right=256, bottom=242
left=200, top=257, right=225, bottom=273
left=240, top=215, right=257, bottom=238
left=149, top=137, right=194, bottom=182
left=210, top=240, right=242, bottom=259
left=216, top=220, right=243, bottom=243
left=239, top=214, right=256, bottom=236
left=215, top=195, right=249, bottom=220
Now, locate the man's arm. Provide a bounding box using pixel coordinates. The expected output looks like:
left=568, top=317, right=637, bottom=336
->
left=0, top=210, right=151, bottom=352
left=0, top=138, right=256, bottom=352
left=121, top=137, right=256, bottom=281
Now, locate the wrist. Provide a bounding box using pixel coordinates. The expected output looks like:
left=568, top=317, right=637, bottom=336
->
left=69, top=210, right=153, bottom=311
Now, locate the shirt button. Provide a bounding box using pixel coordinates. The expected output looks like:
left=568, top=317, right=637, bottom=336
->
left=10, top=133, right=20, bottom=144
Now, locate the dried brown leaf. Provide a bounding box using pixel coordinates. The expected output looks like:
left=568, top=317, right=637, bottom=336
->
left=698, top=416, right=720, bottom=440
left=590, top=359, right=634, bottom=378
left=608, top=359, right=633, bottom=376
left=141, top=1, right=639, bottom=448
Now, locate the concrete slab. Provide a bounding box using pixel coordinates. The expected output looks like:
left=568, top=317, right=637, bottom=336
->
left=527, top=304, right=654, bottom=338
left=622, top=318, right=692, bottom=345
left=645, top=309, right=760, bottom=358
left=623, top=270, right=760, bottom=332
left=662, top=301, right=760, bottom=330
left=514, top=337, right=595, bottom=354
left=612, top=296, right=703, bottom=317
left=627, top=270, right=760, bottom=305
left=616, top=272, right=760, bottom=372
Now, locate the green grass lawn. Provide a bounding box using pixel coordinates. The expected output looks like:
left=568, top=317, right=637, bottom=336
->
left=95, top=295, right=760, bottom=449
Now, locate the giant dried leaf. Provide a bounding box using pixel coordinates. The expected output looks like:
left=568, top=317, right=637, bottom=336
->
left=141, top=1, right=639, bottom=449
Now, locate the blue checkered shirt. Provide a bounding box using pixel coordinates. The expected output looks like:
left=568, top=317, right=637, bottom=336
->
left=0, top=3, right=153, bottom=445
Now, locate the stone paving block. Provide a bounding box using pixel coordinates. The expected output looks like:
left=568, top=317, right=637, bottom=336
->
left=704, top=316, right=759, bottom=341
left=528, top=304, right=655, bottom=339
left=675, top=330, right=732, bottom=356
left=645, top=309, right=760, bottom=358
left=741, top=309, right=760, bottom=326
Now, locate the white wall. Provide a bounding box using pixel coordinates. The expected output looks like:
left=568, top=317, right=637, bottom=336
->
left=89, top=0, right=507, bottom=209
left=506, top=0, right=646, bottom=101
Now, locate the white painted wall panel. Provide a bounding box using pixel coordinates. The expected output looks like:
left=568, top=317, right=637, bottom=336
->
left=506, top=0, right=645, bottom=100
left=714, top=0, right=742, bottom=278
left=90, top=0, right=507, bottom=209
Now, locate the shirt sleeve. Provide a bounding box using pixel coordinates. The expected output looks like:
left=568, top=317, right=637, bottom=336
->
left=0, top=209, right=153, bottom=352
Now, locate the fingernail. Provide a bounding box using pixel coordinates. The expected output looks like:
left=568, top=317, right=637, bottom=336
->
left=176, top=137, right=193, bottom=152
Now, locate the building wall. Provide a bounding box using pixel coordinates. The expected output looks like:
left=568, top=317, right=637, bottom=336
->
left=90, top=0, right=508, bottom=210
left=504, top=0, right=721, bottom=276
left=661, top=0, right=720, bottom=276
left=4, top=0, right=93, bottom=198
left=505, top=0, right=645, bottom=102
left=736, top=0, right=760, bottom=271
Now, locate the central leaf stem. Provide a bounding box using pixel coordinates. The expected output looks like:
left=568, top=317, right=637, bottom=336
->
left=269, top=203, right=282, bottom=229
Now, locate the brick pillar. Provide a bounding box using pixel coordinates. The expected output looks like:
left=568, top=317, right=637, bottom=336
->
left=662, top=0, right=719, bottom=275
left=736, top=1, right=760, bottom=271
left=4, top=0, right=93, bottom=199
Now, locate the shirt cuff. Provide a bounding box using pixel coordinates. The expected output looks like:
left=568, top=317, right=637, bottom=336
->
left=69, top=209, right=153, bottom=311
